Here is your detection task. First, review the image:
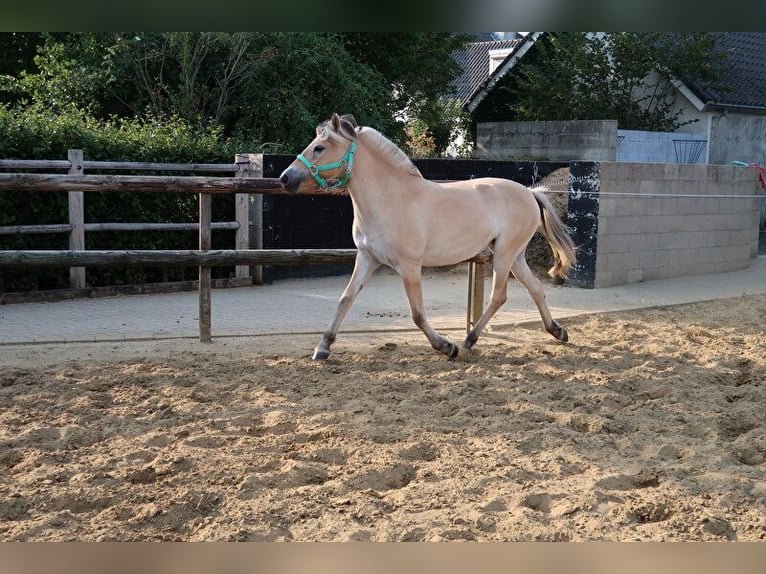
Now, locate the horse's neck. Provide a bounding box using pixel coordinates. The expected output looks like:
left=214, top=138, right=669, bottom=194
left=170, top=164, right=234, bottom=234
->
left=347, top=159, right=416, bottom=229
left=347, top=176, right=392, bottom=233
left=345, top=134, right=427, bottom=237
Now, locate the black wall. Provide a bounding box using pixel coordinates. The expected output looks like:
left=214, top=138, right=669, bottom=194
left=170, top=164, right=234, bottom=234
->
left=566, top=162, right=600, bottom=289
left=262, top=155, right=356, bottom=281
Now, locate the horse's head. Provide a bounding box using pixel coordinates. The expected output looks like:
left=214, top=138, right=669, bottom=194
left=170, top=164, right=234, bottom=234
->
left=279, top=113, right=359, bottom=194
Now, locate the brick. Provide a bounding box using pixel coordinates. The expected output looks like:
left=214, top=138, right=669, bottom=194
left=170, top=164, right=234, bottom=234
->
left=627, top=269, right=644, bottom=283
left=627, top=234, right=648, bottom=252
left=679, top=163, right=703, bottom=181
left=603, top=253, right=625, bottom=271
left=599, top=197, right=617, bottom=217
left=596, top=235, right=623, bottom=254
left=622, top=252, right=641, bottom=269
left=594, top=271, right=613, bottom=287
left=646, top=196, right=665, bottom=216
left=663, top=164, right=680, bottom=180
left=639, top=251, right=657, bottom=269
left=638, top=179, right=657, bottom=195
left=661, top=197, right=680, bottom=216
left=655, top=249, right=672, bottom=267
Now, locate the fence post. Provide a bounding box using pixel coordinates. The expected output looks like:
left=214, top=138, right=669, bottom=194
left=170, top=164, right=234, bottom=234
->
left=199, top=193, right=212, bottom=343
left=235, top=153, right=264, bottom=284
left=68, top=149, right=86, bottom=289
left=466, top=260, right=486, bottom=334
left=234, top=155, right=250, bottom=283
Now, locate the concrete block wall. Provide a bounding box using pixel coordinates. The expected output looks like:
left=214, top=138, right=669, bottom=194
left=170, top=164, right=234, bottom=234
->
left=709, top=111, right=766, bottom=165
left=477, top=120, right=618, bottom=162
left=593, top=162, right=761, bottom=288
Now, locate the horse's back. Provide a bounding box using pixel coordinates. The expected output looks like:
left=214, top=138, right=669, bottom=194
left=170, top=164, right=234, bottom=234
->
left=411, top=177, right=540, bottom=266
left=436, top=177, right=539, bottom=224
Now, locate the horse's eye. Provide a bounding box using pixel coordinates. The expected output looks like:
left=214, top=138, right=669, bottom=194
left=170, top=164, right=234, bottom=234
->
left=313, top=145, right=325, bottom=155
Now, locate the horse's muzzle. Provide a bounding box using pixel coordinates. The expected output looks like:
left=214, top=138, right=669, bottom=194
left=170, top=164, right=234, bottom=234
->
left=279, top=166, right=303, bottom=194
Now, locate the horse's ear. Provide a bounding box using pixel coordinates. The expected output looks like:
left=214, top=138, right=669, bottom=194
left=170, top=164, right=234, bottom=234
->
left=339, top=114, right=358, bottom=138
left=340, top=114, right=357, bottom=128
left=330, top=113, right=342, bottom=133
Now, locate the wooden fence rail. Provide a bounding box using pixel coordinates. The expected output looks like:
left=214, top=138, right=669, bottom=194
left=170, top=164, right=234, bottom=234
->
left=0, top=159, right=238, bottom=172
left=0, top=248, right=491, bottom=268
left=0, top=173, right=284, bottom=194
left=1, top=151, right=489, bottom=342
left=0, top=222, right=241, bottom=235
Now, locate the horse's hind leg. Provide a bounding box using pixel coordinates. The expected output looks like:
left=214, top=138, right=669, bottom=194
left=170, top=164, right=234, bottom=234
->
left=511, top=255, right=568, bottom=342
left=313, top=250, right=380, bottom=360
left=461, top=250, right=515, bottom=351
left=399, top=265, right=459, bottom=359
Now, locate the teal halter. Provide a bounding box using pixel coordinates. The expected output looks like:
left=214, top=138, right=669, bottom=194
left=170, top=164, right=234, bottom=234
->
left=296, top=140, right=358, bottom=191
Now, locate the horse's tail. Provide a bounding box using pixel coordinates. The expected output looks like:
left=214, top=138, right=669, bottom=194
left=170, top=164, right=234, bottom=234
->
left=531, top=190, right=577, bottom=279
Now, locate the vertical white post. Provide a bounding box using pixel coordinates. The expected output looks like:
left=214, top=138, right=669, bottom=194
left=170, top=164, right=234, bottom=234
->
left=235, top=153, right=263, bottom=285
left=199, top=193, right=212, bottom=343
left=234, top=153, right=250, bottom=282
left=68, top=149, right=86, bottom=289
left=234, top=192, right=250, bottom=281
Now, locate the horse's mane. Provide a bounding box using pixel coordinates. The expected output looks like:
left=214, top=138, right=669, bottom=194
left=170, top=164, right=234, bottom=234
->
left=358, top=127, right=422, bottom=178
left=318, top=120, right=421, bottom=178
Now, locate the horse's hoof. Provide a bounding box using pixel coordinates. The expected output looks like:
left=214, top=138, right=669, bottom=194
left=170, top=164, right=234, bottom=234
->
left=446, top=343, right=459, bottom=360
left=551, top=325, right=569, bottom=343
left=547, top=322, right=568, bottom=342
left=312, top=348, right=330, bottom=360
left=463, top=330, right=479, bottom=350
left=455, top=345, right=478, bottom=363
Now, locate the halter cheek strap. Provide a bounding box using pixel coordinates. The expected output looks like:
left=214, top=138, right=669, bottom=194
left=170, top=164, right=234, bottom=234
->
left=297, top=140, right=357, bottom=190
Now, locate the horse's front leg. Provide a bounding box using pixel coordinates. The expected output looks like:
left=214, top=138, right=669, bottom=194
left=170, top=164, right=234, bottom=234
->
left=399, top=265, right=459, bottom=359
left=313, top=250, right=380, bottom=360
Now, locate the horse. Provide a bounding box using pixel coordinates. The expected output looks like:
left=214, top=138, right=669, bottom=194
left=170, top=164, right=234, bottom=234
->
left=279, top=113, right=577, bottom=361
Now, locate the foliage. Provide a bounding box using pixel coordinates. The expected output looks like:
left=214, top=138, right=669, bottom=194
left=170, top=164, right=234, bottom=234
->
left=0, top=32, right=45, bottom=104
left=336, top=33, right=470, bottom=155
left=474, top=33, right=725, bottom=132
left=0, top=33, right=468, bottom=153
left=228, top=33, right=394, bottom=151
left=403, top=119, right=437, bottom=158
left=404, top=98, right=474, bottom=158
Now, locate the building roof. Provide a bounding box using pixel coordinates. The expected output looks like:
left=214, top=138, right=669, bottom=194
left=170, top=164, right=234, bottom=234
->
left=452, top=33, right=543, bottom=113
left=456, top=32, right=766, bottom=115
left=682, top=32, right=766, bottom=111
left=450, top=38, right=523, bottom=104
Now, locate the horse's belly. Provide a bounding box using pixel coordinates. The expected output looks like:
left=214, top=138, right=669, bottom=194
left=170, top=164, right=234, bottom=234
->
left=421, top=228, right=495, bottom=267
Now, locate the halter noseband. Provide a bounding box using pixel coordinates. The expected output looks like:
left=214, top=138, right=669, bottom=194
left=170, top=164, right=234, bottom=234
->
left=296, top=140, right=357, bottom=191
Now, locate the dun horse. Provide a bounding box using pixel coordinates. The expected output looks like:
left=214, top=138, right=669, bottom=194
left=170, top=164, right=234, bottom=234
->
left=280, top=114, right=576, bottom=360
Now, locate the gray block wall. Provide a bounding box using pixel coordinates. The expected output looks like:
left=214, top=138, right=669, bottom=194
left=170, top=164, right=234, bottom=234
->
left=477, top=120, right=618, bottom=161
left=708, top=112, right=766, bottom=165
left=592, top=162, right=761, bottom=288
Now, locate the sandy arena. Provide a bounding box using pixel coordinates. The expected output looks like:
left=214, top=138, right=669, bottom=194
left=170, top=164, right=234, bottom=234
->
left=1, top=292, right=765, bottom=541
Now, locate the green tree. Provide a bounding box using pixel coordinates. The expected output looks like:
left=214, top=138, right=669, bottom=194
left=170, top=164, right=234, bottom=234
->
left=475, top=32, right=726, bottom=132
left=0, top=33, right=470, bottom=153
left=340, top=33, right=470, bottom=153
left=227, top=32, right=394, bottom=151
left=0, top=33, right=44, bottom=81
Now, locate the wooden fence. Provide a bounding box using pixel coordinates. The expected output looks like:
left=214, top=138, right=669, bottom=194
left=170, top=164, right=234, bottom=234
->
left=0, top=151, right=489, bottom=342
left=0, top=150, right=267, bottom=288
